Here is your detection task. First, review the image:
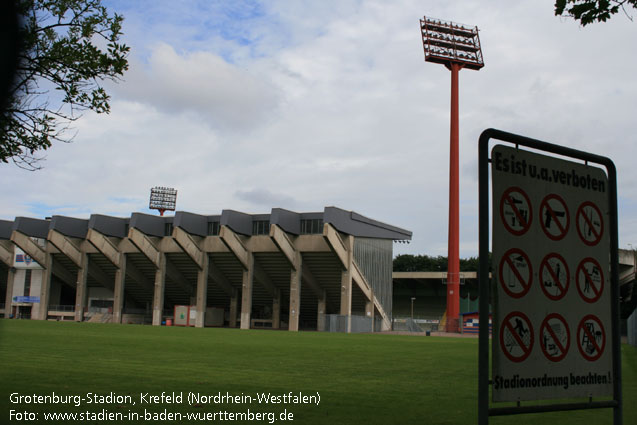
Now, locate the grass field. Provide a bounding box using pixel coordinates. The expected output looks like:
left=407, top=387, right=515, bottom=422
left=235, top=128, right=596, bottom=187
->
left=0, top=320, right=635, bottom=425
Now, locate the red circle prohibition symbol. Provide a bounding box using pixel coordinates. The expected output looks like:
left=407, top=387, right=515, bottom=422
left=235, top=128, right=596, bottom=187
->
left=539, top=194, right=570, bottom=241
left=576, top=257, right=604, bottom=303
left=539, top=313, right=570, bottom=362
left=539, top=252, right=570, bottom=301
left=499, top=248, right=533, bottom=299
left=576, top=201, right=604, bottom=246
left=499, top=311, right=534, bottom=363
left=577, top=314, right=606, bottom=362
left=500, top=187, right=532, bottom=236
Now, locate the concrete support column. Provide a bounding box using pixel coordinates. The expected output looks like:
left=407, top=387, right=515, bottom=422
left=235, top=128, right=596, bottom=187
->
left=317, top=290, right=326, bottom=332
left=272, top=289, right=281, bottom=329
left=365, top=295, right=374, bottom=333
left=112, top=254, right=126, bottom=324
left=340, top=269, right=352, bottom=333
left=240, top=253, right=254, bottom=330
left=195, top=254, right=209, bottom=328
left=152, top=252, right=166, bottom=326
left=37, top=253, right=53, bottom=321
left=229, top=288, right=238, bottom=328
left=289, top=256, right=302, bottom=332
left=339, top=235, right=354, bottom=333
left=74, top=253, right=89, bottom=322
left=4, top=267, right=16, bottom=318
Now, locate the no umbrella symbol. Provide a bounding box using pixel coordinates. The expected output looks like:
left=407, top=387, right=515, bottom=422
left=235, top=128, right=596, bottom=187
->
left=540, top=253, right=570, bottom=301
left=499, top=248, right=532, bottom=299
left=500, top=187, right=532, bottom=236
left=576, top=201, right=604, bottom=246
left=540, top=194, right=570, bottom=241
left=540, top=313, right=570, bottom=362
left=577, top=314, right=606, bottom=362
left=500, top=311, right=534, bottom=363
left=576, top=257, right=604, bottom=304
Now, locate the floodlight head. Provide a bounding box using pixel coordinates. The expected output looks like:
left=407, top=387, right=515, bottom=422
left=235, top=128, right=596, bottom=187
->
left=420, top=16, right=484, bottom=70
left=149, top=186, right=177, bottom=216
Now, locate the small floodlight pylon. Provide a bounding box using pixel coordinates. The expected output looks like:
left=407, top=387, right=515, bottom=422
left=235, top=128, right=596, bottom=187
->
left=420, top=16, right=484, bottom=333
left=149, top=186, right=177, bottom=216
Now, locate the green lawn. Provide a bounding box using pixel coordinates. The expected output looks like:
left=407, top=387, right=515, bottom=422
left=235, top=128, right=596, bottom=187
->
left=0, top=320, right=635, bottom=424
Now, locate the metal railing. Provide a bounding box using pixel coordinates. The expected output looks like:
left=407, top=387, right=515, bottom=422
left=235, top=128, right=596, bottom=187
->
left=48, top=305, right=75, bottom=312
left=322, top=314, right=374, bottom=333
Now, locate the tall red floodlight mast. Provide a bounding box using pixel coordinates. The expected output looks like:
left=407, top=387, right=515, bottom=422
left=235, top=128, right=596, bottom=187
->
left=420, top=17, right=484, bottom=332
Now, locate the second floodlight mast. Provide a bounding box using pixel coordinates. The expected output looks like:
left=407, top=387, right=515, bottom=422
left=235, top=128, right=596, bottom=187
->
left=149, top=186, right=177, bottom=216
left=420, top=16, right=484, bottom=332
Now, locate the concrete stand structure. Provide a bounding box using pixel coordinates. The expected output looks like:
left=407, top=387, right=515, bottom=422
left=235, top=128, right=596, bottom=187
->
left=0, top=207, right=411, bottom=332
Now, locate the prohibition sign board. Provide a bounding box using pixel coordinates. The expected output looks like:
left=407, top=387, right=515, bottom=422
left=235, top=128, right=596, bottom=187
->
left=540, top=313, right=570, bottom=362
left=498, top=248, right=532, bottom=299
left=499, top=311, right=534, bottom=363
left=539, top=253, right=570, bottom=301
left=576, top=201, right=604, bottom=246
left=576, top=257, right=604, bottom=304
left=540, top=194, right=569, bottom=241
left=500, top=187, right=532, bottom=236
left=577, top=314, right=606, bottom=362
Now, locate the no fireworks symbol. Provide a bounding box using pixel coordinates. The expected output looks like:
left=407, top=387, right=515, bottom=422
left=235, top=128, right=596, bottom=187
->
left=576, top=201, right=604, bottom=246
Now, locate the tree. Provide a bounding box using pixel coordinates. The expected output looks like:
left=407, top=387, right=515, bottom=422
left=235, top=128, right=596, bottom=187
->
left=393, top=254, right=490, bottom=272
left=0, top=0, right=129, bottom=170
left=555, top=0, right=636, bottom=25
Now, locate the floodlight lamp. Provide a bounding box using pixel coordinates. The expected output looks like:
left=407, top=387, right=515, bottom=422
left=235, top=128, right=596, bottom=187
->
left=420, top=16, right=484, bottom=71
left=149, top=186, right=177, bottom=216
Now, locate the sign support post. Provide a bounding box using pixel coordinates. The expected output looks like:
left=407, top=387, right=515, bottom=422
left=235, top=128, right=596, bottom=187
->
left=478, top=128, right=621, bottom=424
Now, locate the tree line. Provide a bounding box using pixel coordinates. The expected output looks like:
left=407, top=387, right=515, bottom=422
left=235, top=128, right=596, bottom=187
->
left=393, top=254, right=487, bottom=272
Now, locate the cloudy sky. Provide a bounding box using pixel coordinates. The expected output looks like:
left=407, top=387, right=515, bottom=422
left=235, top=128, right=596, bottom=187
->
left=1, top=0, right=636, bottom=258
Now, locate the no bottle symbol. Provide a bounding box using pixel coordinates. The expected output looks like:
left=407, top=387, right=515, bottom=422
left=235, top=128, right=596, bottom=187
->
left=576, top=257, right=604, bottom=303
left=577, top=315, right=606, bottom=361
left=500, top=311, right=534, bottom=363
left=540, top=253, right=570, bottom=301
left=500, top=187, right=532, bottom=236
left=499, top=248, right=532, bottom=299
left=540, top=313, right=570, bottom=362
left=540, top=194, right=569, bottom=241
left=576, top=202, right=603, bottom=246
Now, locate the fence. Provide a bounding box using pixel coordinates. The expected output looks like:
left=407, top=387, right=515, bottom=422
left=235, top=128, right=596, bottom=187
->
left=323, top=314, right=375, bottom=333
left=629, top=309, right=637, bottom=347
left=49, top=305, right=75, bottom=312
left=393, top=318, right=426, bottom=333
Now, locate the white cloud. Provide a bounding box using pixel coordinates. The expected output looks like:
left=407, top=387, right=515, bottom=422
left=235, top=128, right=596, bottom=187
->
left=2, top=0, right=636, bottom=256
left=116, top=43, right=281, bottom=133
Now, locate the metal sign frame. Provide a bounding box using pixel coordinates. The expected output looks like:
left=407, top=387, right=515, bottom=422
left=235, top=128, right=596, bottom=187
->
left=478, top=128, right=622, bottom=424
